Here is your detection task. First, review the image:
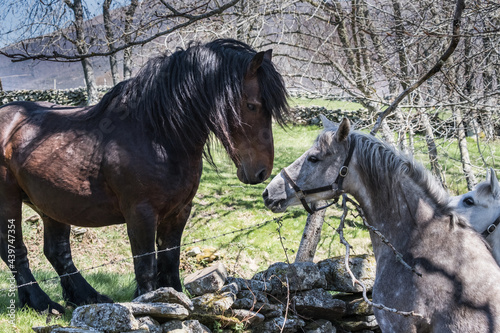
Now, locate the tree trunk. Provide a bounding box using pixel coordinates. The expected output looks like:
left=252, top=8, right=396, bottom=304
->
left=452, top=107, right=476, bottom=191
left=103, top=0, right=120, bottom=86
left=81, top=59, right=99, bottom=105
left=64, top=0, right=99, bottom=105
left=295, top=201, right=326, bottom=263
left=123, top=0, right=139, bottom=80
left=395, top=110, right=408, bottom=153
left=420, top=111, right=446, bottom=188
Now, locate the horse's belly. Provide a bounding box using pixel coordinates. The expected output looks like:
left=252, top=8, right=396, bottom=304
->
left=20, top=176, right=124, bottom=227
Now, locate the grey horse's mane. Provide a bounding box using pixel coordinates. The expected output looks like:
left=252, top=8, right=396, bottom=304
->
left=318, top=129, right=451, bottom=211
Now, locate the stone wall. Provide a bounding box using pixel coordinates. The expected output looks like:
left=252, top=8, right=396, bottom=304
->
left=33, top=255, right=379, bottom=333
left=0, top=88, right=109, bottom=106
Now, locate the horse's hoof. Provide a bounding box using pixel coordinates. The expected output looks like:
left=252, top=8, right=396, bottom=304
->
left=24, top=299, right=66, bottom=315
left=66, top=292, right=114, bottom=307
left=94, top=293, right=113, bottom=304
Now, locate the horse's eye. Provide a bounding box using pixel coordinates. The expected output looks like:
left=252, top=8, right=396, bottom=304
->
left=247, top=103, right=256, bottom=111
left=308, top=156, right=319, bottom=163
left=463, top=197, right=474, bottom=206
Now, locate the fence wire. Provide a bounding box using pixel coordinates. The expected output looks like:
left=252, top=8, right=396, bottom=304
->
left=0, top=215, right=287, bottom=293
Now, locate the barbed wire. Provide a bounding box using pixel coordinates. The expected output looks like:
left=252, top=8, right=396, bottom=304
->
left=0, top=215, right=288, bottom=293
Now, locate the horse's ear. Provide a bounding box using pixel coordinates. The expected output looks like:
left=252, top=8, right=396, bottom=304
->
left=264, top=49, right=272, bottom=62
left=489, top=168, right=500, bottom=199
left=246, top=51, right=269, bottom=78
left=335, top=118, right=350, bottom=142
left=320, top=114, right=337, bottom=130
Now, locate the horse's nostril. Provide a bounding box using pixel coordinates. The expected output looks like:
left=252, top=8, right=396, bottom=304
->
left=256, top=168, right=268, bottom=183
left=262, top=189, right=269, bottom=200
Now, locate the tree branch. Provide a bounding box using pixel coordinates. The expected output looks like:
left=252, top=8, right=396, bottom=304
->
left=0, top=0, right=241, bottom=63
left=370, top=0, right=465, bottom=136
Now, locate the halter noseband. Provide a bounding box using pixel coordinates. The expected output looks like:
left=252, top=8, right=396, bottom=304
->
left=281, top=140, right=355, bottom=214
left=481, top=215, right=500, bottom=238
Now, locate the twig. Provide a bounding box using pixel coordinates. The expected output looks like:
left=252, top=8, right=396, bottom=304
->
left=338, top=194, right=424, bottom=318
left=281, top=276, right=290, bottom=333
left=275, top=218, right=291, bottom=264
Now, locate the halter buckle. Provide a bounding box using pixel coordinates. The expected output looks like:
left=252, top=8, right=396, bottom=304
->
left=295, top=190, right=306, bottom=201
left=339, top=166, right=349, bottom=177
left=487, top=224, right=497, bottom=235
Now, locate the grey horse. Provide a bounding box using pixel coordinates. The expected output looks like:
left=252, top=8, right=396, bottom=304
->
left=263, top=117, right=500, bottom=332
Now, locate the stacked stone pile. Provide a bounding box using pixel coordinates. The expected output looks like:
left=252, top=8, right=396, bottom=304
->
left=0, top=88, right=109, bottom=106
left=33, top=254, right=379, bottom=333
left=289, top=106, right=369, bottom=127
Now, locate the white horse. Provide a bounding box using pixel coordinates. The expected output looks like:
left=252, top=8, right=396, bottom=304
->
left=449, top=168, right=500, bottom=265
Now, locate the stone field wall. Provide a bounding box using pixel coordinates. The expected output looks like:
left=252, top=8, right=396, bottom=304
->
left=0, top=88, right=109, bottom=107
left=33, top=255, right=380, bottom=333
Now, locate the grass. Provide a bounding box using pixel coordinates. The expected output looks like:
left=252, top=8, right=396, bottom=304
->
left=0, top=98, right=498, bottom=331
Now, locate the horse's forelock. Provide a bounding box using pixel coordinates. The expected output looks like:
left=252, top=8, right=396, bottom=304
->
left=257, top=60, right=289, bottom=126
left=316, top=130, right=336, bottom=153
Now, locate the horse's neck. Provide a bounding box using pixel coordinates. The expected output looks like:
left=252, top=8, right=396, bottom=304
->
left=346, top=164, right=438, bottom=256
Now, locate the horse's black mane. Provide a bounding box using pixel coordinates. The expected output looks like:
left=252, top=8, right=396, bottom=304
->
left=87, top=39, right=288, bottom=157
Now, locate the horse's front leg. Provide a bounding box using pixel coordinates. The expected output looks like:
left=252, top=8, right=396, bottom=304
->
left=156, top=202, right=192, bottom=292
left=0, top=172, right=65, bottom=313
left=126, top=203, right=158, bottom=297
left=43, top=216, right=112, bottom=306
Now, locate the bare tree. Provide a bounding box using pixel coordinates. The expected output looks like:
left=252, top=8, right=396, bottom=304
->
left=0, top=0, right=241, bottom=103
left=63, top=0, right=99, bottom=104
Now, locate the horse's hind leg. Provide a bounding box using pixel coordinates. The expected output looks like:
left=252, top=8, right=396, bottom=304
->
left=0, top=173, right=64, bottom=313
left=42, top=216, right=113, bottom=306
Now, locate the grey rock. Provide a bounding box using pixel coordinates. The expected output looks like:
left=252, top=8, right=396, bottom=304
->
left=219, top=282, right=239, bottom=295
left=251, top=302, right=284, bottom=318
left=122, top=302, right=189, bottom=321
left=230, top=309, right=265, bottom=325
left=256, top=316, right=306, bottom=333
left=191, top=291, right=237, bottom=314
left=184, top=263, right=228, bottom=296
left=186, top=247, right=202, bottom=257
left=318, top=254, right=376, bottom=293
left=226, top=277, right=272, bottom=292
left=70, top=303, right=139, bottom=333
left=32, top=327, right=101, bottom=333
left=137, top=316, right=162, bottom=333
left=237, top=290, right=269, bottom=304
left=303, top=319, right=336, bottom=333
left=132, top=287, right=194, bottom=311
left=292, top=288, right=346, bottom=320
left=340, top=315, right=378, bottom=331
left=342, top=295, right=374, bottom=316
left=160, top=320, right=211, bottom=333
left=53, top=329, right=102, bottom=333
left=252, top=262, right=326, bottom=295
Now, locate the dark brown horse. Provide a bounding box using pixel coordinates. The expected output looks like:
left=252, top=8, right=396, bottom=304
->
left=0, top=39, right=288, bottom=313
